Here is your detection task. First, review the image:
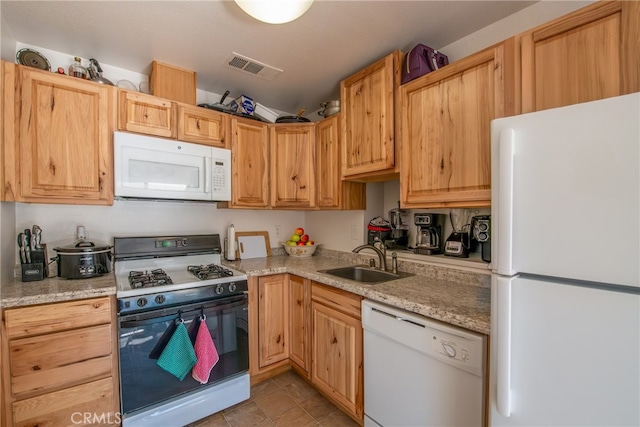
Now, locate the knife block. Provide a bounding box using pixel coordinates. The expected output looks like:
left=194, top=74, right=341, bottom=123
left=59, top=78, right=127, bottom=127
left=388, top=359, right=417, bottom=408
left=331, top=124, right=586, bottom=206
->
left=21, top=263, right=44, bottom=282
left=21, top=245, right=48, bottom=281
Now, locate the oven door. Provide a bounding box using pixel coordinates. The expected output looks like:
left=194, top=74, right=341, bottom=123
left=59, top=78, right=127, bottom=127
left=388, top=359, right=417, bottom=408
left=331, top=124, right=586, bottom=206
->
left=118, top=294, right=248, bottom=417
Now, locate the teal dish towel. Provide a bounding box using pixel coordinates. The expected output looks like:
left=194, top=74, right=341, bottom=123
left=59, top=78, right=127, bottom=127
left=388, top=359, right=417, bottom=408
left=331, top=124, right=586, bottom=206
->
left=157, top=322, right=197, bottom=380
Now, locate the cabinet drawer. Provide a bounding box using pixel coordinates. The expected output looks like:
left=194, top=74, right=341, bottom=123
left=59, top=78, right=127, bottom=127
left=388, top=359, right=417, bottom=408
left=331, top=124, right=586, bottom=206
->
left=12, top=377, right=116, bottom=427
left=311, top=282, right=362, bottom=319
left=5, top=297, right=112, bottom=338
left=10, top=324, right=112, bottom=396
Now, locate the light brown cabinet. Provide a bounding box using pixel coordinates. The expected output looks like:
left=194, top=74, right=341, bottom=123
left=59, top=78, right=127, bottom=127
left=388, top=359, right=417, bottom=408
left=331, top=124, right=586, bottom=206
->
left=519, top=0, right=639, bottom=113
left=270, top=124, right=316, bottom=209
left=257, top=274, right=290, bottom=368
left=176, top=104, right=228, bottom=148
left=3, top=63, right=115, bottom=205
left=118, top=90, right=228, bottom=147
left=316, top=114, right=366, bottom=210
left=248, top=276, right=363, bottom=422
left=340, top=50, right=402, bottom=182
left=1, top=296, right=119, bottom=427
left=118, top=89, right=175, bottom=138
left=311, top=282, right=363, bottom=423
left=288, top=275, right=311, bottom=376
left=400, top=40, right=516, bottom=208
left=228, top=116, right=270, bottom=208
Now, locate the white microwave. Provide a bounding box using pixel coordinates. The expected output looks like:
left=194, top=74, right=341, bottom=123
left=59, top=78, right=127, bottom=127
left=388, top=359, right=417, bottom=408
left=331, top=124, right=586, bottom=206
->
left=114, top=132, right=231, bottom=202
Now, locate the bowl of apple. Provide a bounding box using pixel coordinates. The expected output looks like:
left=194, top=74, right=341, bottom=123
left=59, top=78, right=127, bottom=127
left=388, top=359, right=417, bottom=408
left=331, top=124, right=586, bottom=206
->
left=282, top=227, right=319, bottom=257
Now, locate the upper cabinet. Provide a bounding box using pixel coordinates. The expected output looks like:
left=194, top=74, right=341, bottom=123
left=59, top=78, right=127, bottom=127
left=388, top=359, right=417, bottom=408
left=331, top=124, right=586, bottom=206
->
left=316, top=114, right=366, bottom=210
left=118, top=90, right=228, bottom=147
left=228, top=116, right=270, bottom=208
left=341, top=51, right=402, bottom=182
left=270, top=124, right=316, bottom=209
left=176, top=103, right=228, bottom=148
left=4, top=63, right=116, bottom=205
left=520, top=0, right=639, bottom=113
left=118, top=90, right=175, bottom=138
left=400, top=40, right=516, bottom=208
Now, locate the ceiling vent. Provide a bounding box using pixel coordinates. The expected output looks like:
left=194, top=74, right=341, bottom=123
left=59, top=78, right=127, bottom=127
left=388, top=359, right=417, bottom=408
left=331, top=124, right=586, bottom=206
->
left=225, top=52, right=283, bottom=81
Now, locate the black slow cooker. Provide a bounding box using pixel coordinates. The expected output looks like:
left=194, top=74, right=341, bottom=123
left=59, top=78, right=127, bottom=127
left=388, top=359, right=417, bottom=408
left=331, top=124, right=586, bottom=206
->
left=53, top=241, right=113, bottom=279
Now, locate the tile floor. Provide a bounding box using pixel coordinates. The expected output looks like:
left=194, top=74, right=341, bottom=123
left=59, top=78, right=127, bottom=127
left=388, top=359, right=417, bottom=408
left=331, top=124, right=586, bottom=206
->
left=189, top=370, right=360, bottom=427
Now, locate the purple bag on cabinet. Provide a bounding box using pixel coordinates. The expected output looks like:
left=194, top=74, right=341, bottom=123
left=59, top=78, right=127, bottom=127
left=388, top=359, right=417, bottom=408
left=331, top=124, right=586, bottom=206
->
left=401, top=44, right=449, bottom=85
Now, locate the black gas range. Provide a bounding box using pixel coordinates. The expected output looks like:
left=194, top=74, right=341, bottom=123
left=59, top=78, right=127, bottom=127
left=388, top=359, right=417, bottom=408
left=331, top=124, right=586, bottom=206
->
left=114, top=234, right=250, bottom=426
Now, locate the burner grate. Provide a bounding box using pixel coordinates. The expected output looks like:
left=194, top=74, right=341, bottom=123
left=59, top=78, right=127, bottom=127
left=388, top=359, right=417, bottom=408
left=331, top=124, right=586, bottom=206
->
left=129, top=269, right=173, bottom=289
left=188, top=264, right=234, bottom=280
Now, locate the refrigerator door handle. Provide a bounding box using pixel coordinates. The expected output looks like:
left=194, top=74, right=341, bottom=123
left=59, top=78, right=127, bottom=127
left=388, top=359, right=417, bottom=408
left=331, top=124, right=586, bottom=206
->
left=497, top=129, right=515, bottom=275
left=495, top=275, right=513, bottom=417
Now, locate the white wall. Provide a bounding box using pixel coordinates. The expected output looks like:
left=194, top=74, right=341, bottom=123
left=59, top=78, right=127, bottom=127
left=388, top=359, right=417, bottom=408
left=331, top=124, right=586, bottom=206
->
left=15, top=201, right=304, bottom=262
left=1, top=203, right=16, bottom=283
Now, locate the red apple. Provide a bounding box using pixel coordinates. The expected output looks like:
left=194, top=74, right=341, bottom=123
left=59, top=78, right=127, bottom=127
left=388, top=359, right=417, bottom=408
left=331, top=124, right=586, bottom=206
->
left=306, top=241, right=314, bottom=246
left=294, top=227, right=304, bottom=235
left=297, top=241, right=305, bottom=246
left=300, top=234, right=309, bottom=243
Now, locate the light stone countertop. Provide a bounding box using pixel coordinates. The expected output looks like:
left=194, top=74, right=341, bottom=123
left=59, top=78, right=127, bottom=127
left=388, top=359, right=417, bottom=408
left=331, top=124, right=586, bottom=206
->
left=224, top=248, right=491, bottom=335
left=1, top=273, right=117, bottom=308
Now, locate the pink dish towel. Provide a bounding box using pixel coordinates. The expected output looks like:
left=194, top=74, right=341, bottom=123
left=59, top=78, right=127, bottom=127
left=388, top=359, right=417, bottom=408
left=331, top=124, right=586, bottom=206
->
left=192, top=320, right=219, bottom=384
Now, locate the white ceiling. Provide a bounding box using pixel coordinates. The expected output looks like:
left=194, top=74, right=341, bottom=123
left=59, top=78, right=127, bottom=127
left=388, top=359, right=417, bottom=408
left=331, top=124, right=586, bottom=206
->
left=1, top=0, right=537, bottom=114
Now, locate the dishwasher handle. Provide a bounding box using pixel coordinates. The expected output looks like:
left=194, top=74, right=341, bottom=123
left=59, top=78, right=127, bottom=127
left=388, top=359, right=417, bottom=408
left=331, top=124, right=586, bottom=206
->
left=371, top=306, right=426, bottom=328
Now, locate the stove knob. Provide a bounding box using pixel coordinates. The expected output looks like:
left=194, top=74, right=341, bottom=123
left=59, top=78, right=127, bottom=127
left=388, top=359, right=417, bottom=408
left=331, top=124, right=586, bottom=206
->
left=137, top=297, right=148, bottom=307
left=229, top=283, right=237, bottom=292
left=155, top=295, right=166, bottom=305
left=215, top=285, right=224, bottom=295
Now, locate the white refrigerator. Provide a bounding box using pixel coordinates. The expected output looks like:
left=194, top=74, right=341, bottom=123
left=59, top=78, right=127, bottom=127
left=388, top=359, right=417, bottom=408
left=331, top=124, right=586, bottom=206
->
left=490, top=93, right=640, bottom=426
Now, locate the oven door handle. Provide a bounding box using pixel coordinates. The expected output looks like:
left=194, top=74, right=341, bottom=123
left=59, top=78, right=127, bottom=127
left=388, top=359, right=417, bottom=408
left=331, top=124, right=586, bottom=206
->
left=119, top=295, right=247, bottom=327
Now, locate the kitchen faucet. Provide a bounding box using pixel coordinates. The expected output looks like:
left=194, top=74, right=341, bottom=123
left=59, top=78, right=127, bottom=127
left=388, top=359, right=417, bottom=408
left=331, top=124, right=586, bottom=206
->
left=352, top=243, right=387, bottom=272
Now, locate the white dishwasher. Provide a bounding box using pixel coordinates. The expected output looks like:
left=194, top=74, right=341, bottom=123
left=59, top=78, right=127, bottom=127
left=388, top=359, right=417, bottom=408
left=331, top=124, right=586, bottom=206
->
left=362, top=299, right=486, bottom=427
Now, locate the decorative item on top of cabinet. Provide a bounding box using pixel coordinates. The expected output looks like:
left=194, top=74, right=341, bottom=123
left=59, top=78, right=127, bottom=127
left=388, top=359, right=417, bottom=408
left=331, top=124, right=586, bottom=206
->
left=118, top=89, right=176, bottom=138
left=6, top=64, right=116, bottom=205
left=220, top=115, right=270, bottom=209
left=311, top=281, right=363, bottom=423
left=316, top=114, right=366, bottom=210
left=400, top=39, right=516, bottom=208
left=340, top=50, right=402, bottom=182
left=270, top=123, right=316, bottom=208
left=176, top=103, right=228, bottom=148
left=1, top=296, right=120, bottom=427
left=288, top=275, right=311, bottom=378
left=519, top=0, right=639, bottom=113
left=150, top=61, right=196, bottom=105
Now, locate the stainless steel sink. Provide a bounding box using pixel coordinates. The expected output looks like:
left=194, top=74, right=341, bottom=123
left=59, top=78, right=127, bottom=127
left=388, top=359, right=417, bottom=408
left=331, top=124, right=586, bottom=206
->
left=319, top=265, right=412, bottom=283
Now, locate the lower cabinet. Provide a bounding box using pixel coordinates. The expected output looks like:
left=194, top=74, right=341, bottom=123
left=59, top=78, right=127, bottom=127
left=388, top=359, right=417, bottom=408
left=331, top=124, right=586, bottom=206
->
left=289, top=274, right=311, bottom=376
left=1, top=296, right=120, bottom=427
left=249, top=275, right=364, bottom=423
left=311, top=281, right=364, bottom=423
left=257, top=274, right=290, bottom=368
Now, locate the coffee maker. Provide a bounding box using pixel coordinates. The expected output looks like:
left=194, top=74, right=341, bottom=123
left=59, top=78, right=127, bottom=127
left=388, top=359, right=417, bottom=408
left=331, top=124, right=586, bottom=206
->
left=471, top=215, right=491, bottom=262
left=414, top=213, right=446, bottom=255
left=386, top=206, right=409, bottom=249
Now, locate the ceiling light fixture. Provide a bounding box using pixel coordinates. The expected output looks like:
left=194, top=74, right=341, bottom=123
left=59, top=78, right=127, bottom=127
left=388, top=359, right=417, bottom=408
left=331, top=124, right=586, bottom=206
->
left=234, top=0, right=314, bottom=24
